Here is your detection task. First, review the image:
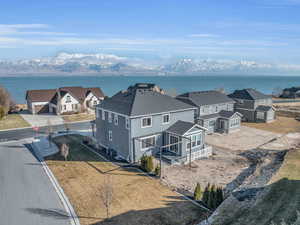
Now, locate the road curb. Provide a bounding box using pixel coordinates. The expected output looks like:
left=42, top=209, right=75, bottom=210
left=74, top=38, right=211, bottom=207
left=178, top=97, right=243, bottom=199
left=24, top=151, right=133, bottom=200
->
left=30, top=142, right=81, bottom=225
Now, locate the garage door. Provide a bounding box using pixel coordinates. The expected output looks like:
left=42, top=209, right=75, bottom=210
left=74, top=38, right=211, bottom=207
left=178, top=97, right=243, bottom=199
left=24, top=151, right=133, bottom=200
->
left=34, top=104, right=49, bottom=114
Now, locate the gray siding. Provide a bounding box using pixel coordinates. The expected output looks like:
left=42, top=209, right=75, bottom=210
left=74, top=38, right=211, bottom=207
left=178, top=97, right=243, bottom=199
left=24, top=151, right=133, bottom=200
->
left=95, top=109, right=130, bottom=160
left=198, top=102, right=234, bottom=117
left=131, top=109, right=195, bottom=162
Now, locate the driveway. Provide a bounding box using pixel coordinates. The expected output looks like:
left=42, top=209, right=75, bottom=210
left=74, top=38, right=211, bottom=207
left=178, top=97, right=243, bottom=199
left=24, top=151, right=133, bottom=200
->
left=20, top=110, right=64, bottom=127
left=0, top=139, right=70, bottom=225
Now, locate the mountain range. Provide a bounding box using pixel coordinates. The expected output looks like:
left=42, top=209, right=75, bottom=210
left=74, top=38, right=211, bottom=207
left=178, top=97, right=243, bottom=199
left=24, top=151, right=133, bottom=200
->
left=0, top=52, right=299, bottom=76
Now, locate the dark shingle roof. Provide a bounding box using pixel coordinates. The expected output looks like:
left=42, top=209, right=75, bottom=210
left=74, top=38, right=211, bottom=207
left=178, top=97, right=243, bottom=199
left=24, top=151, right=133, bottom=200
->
left=100, top=84, right=196, bottom=116
left=199, top=110, right=242, bottom=120
left=256, top=105, right=273, bottom=112
left=177, top=90, right=235, bottom=106
left=199, top=113, right=220, bottom=120
left=228, top=88, right=269, bottom=100
left=26, top=86, right=105, bottom=103
left=165, top=120, right=197, bottom=136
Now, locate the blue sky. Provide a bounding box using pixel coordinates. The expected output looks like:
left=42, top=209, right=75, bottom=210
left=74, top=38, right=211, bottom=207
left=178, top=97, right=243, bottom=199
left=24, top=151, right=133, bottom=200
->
left=1, top=0, right=300, bottom=64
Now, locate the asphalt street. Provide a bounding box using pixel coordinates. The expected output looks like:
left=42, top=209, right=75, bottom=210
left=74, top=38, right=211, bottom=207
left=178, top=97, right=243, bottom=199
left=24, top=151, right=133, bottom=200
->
left=0, top=139, right=70, bottom=225
left=0, top=121, right=91, bottom=142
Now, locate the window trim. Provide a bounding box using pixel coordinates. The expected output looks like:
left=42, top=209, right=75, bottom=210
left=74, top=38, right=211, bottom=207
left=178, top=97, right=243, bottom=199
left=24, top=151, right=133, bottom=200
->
left=186, top=133, right=202, bottom=149
left=162, top=113, right=170, bottom=124
left=140, top=135, right=156, bottom=151
left=125, top=118, right=130, bottom=129
left=141, top=116, right=152, bottom=128
left=66, top=95, right=71, bottom=103
left=108, top=130, right=112, bottom=141
left=108, top=112, right=112, bottom=123
left=102, top=110, right=105, bottom=120
left=114, top=114, right=118, bottom=125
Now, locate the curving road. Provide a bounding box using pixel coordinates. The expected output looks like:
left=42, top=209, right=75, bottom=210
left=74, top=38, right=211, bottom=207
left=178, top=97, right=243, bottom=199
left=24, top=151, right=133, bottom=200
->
left=0, top=121, right=91, bottom=143
left=0, top=139, right=71, bottom=225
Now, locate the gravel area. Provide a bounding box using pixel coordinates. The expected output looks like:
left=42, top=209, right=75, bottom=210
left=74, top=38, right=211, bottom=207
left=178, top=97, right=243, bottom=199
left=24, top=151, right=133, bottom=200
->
left=162, top=126, right=300, bottom=197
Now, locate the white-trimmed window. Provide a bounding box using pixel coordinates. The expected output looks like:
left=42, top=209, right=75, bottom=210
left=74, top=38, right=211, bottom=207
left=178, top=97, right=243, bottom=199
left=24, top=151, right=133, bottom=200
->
left=141, top=117, right=152, bottom=128
left=162, top=114, right=170, bottom=124
left=141, top=136, right=155, bottom=150
left=102, top=110, right=105, bottom=120
left=114, top=114, right=118, bottom=125
left=66, top=95, right=71, bottom=103
left=108, top=112, right=112, bottom=123
left=108, top=130, right=112, bottom=141
left=187, top=133, right=202, bottom=149
left=125, top=118, right=130, bottom=129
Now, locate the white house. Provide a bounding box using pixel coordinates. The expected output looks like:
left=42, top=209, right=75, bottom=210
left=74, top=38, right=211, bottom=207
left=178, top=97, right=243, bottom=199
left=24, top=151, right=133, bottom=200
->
left=26, top=86, right=105, bottom=115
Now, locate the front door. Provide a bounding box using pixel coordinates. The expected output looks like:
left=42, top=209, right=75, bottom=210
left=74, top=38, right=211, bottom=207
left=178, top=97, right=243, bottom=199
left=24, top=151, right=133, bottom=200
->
left=169, top=135, right=179, bottom=154
left=219, top=120, right=225, bottom=130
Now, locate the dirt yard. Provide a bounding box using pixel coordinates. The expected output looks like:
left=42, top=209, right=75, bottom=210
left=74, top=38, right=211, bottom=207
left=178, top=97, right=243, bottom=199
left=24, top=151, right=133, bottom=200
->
left=163, top=125, right=300, bottom=196
left=243, top=116, right=300, bottom=134
left=62, top=113, right=95, bottom=123
left=48, top=135, right=206, bottom=225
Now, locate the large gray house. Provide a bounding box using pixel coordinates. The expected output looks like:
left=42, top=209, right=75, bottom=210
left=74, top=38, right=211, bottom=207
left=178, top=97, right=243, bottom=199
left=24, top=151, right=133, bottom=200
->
left=176, top=91, right=242, bottom=134
left=228, top=88, right=275, bottom=123
left=95, top=83, right=212, bottom=164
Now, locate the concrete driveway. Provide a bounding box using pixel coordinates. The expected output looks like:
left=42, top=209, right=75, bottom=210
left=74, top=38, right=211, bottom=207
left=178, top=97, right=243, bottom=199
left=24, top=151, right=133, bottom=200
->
left=0, top=139, right=70, bottom=225
left=20, top=110, right=64, bottom=127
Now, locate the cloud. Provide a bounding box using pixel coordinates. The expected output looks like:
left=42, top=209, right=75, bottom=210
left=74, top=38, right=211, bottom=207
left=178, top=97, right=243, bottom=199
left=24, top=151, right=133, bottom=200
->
left=0, top=24, right=76, bottom=36
left=187, top=33, right=220, bottom=38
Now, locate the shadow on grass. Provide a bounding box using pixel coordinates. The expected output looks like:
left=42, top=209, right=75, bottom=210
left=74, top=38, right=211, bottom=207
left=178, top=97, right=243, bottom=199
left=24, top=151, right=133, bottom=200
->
left=90, top=196, right=209, bottom=225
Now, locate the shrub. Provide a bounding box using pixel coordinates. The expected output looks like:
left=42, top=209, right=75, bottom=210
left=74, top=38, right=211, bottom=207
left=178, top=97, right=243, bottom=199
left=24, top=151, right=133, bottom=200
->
left=194, top=183, right=202, bottom=200
left=155, top=165, right=161, bottom=176
left=202, top=183, right=210, bottom=205
left=140, top=155, right=154, bottom=173
left=146, top=156, right=154, bottom=172
left=0, top=106, right=5, bottom=120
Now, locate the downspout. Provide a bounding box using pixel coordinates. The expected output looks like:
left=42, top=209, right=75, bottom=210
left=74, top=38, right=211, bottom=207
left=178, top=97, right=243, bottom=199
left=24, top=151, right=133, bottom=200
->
left=56, top=88, right=61, bottom=115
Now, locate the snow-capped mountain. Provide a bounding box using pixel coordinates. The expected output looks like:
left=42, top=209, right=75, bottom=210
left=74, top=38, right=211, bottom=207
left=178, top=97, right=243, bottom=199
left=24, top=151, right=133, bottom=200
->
left=0, top=53, right=299, bottom=75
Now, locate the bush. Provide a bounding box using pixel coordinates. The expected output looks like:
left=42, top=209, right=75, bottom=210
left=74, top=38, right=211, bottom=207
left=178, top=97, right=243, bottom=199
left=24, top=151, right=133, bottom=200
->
left=202, top=183, right=224, bottom=210
left=155, top=165, right=161, bottom=176
left=140, top=155, right=154, bottom=173
left=194, top=182, right=202, bottom=200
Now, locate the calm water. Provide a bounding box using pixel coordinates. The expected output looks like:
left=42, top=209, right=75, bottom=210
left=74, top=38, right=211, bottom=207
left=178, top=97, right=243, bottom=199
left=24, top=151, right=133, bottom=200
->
left=1, top=75, right=300, bottom=103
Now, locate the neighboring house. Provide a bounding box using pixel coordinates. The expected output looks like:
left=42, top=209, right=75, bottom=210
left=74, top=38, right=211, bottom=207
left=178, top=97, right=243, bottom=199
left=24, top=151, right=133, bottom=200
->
left=228, top=88, right=275, bottom=123
left=26, top=86, right=104, bottom=115
left=95, top=83, right=212, bottom=164
left=280, top=87, right=300, bottom=98
left=176, top=91, right=242, bottom=134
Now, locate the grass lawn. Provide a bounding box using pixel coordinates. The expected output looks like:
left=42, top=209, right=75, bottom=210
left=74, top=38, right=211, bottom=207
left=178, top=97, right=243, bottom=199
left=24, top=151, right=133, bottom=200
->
left=62, top=113, right=95, bottom=123
left=242, top=116, right=300, bottom=134
left=47, top=134, right=207, bottom=225
left=0, top=114, right=30, bottom=130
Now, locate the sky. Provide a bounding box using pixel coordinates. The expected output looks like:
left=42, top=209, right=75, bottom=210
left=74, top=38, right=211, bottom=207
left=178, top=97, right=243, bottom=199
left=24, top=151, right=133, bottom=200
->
left=1, top=0, right=300, bottom=65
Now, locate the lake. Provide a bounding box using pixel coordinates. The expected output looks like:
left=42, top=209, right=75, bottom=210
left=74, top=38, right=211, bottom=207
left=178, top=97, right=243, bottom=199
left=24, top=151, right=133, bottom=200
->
left=0, top=75, right=300, bottom=103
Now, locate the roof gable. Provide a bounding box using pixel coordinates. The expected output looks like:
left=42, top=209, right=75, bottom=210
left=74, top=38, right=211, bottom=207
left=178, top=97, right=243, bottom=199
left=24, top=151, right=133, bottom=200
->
left=177, top=90, right=235, bottom=107
left=165, top=120, right=206, bottom=136
left=228, top=88, right=270, bottom=100
left=100, top=84, right=196, bottom=116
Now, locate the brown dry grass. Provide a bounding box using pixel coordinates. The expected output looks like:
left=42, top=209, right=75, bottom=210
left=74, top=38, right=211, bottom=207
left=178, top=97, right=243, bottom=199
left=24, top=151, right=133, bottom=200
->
left=47, top=135, right=206, bottom=225
left=62, top=113, right=95, bottom=123
left=242, top=116, right=300, bottom=134
left=0, top=113, right=30, bottom=130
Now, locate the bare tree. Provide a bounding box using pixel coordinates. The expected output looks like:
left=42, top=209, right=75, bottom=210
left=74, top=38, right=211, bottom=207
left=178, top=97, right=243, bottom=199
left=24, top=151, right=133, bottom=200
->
left=0, top=85, right=13, bottom=115
left=99, top=175, right=114, bottom=220
left=60, top=143, right=69, bottom=161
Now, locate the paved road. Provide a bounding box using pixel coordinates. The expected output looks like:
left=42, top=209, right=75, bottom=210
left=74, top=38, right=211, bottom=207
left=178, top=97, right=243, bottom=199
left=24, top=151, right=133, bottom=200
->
left=0, top=121, right=91, bottom=142
left=0, top=140, right=70, bottom=225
